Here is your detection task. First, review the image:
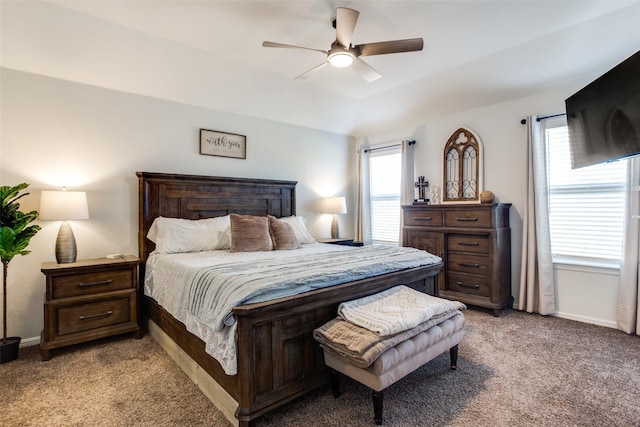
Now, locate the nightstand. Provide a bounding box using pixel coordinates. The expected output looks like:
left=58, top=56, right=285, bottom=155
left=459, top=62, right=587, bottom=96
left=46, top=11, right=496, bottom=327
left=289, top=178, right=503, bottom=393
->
left=317, top=238, right=364, bottom=247
left=40, top=256, right=141, bottom=361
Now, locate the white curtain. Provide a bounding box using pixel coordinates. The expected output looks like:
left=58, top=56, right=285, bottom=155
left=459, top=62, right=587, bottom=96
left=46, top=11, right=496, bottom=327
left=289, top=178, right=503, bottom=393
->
left=356, top=144, right=372, bottom=245
left=399, top=140, right=416, bottom=245
left=518, top=116, right=556, bottom=315
left=617, top=157, right=640, bottom=334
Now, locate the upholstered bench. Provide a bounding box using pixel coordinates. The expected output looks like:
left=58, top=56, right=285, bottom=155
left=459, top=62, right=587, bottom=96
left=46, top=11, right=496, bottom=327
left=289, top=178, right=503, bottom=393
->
left=321, top=312, right=465, bottom=425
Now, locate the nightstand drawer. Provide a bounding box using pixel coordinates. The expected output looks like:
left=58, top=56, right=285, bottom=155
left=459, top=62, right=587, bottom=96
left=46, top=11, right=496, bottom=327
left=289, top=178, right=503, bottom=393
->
left=447, top=252, right=490, bottom=276
left=444, top=208, right=492, bottom=228
left=446, top=272, right=490, bottom=297
left=447, top=234, right=490, bottom=254
left=52, top=269, right=134, bottom=299
left=57, top=296, right=133, bottom=336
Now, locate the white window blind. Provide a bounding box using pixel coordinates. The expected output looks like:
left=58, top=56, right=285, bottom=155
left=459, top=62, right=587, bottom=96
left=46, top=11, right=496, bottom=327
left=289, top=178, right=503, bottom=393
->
left=546, top=123, right=627, bottom=266
left=369, top=148, right=401, bottom=244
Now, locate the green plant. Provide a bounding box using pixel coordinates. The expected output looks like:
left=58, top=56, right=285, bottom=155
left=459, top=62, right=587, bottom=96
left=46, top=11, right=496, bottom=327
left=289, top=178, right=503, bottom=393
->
left=1, top=183, right=40, bottom=342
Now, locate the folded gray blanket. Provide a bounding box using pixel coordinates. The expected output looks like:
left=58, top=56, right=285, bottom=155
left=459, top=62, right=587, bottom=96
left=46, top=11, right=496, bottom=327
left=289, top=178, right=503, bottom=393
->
left=313, top=308, right=464, bottom=368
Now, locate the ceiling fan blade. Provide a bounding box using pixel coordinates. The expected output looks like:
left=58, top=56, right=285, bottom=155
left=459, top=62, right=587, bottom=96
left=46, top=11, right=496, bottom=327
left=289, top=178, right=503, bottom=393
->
left=262, top=41, right=327, bottom=54
left=352, top=58, right=382, bottom=82
left=335, top=7, right=359, bottom=48
left=295, top=62, right=328, bottom=80
left=356, top=38, right=424, bottom=57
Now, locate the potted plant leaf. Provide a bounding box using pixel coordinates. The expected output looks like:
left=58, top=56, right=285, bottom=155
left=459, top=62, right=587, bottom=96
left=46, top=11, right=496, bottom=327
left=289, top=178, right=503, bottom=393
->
left=0, top=183, right=40, bottom=363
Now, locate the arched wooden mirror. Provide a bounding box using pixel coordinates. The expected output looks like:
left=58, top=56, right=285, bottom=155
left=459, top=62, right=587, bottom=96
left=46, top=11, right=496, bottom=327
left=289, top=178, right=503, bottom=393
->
left=443, top=127, right=483, bottom=203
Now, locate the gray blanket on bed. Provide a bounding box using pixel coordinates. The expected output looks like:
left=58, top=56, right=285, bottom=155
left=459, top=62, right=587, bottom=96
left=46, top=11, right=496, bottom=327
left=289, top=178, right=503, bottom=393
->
left=187, top=245, right=441, bottom=332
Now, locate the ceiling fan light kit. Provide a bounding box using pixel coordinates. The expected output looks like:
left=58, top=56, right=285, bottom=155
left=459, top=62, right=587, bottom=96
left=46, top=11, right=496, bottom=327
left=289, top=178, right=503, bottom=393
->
left=328, top=46, right=354, bottom=68
left=263, top=7, right=423, bottom=81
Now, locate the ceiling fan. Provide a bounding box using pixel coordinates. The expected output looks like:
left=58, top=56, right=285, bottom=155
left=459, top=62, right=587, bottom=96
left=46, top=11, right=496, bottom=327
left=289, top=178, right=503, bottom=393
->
left=262, top=7, right=423, bottom=82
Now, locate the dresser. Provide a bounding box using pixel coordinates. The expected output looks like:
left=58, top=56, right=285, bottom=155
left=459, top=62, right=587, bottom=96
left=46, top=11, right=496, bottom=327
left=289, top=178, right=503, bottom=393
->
left=402, top=203, right=512, bottom=316
left=40, top=256, right=141, bottom=360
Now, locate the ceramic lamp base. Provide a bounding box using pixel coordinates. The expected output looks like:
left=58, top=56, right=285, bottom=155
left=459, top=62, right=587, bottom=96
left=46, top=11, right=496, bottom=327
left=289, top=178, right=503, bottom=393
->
left=331, top=215, right=340, bottom=239
left=55, top=221, right=77, bottom=264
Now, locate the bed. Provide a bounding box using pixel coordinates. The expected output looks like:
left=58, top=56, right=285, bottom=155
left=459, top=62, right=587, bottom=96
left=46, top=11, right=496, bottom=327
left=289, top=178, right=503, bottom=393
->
left=137, top=172, right=443, bottom=426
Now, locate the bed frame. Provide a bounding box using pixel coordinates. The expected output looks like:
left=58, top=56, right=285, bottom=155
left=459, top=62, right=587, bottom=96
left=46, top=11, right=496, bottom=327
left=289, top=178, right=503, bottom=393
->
left=137, top=171, right=442, bottom=426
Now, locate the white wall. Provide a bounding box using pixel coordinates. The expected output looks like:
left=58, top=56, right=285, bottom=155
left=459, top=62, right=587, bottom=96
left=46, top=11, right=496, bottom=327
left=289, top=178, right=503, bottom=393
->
left=358, top=84, right=620, bottom=328
left=0, top=68, right=355, bottom=343
left=1, top=68, right=623, bottom=345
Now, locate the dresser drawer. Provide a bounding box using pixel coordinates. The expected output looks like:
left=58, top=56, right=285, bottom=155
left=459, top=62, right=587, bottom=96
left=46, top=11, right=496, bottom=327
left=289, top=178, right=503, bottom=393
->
left=444, top=208, right=492, bottom=228
left=403, top=209, right=443, bottom=227
left=52, top=269, right=134, bottom=299
left=446, top=272, right=490, bottom=297
left=447, top=234, right=490, bottom=254
left=447, top=252, right=491, bottom=276
left=57, top=296, right=133, bottom=336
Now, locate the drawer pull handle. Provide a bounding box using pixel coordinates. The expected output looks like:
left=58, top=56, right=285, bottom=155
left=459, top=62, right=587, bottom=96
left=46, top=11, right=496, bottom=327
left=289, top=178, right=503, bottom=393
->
left=78, top=280, right=112, bottom=287
left=457, top=282, right=480, bottom=290
left=414, top=217, right=432, bottom=221
left=79, top=311, right=113, bottom=321
left=458, top=262, right=480, bottom=268
left=456, top=217, right=478, bottom=222
left=458, top=241, right=480, bottom=246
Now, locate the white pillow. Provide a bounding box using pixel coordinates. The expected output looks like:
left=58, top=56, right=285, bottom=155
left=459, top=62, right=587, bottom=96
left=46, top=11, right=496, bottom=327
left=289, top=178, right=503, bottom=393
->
left=278, top=216, right=316, bottom=244
left=147, top=216, right=230, bottom=253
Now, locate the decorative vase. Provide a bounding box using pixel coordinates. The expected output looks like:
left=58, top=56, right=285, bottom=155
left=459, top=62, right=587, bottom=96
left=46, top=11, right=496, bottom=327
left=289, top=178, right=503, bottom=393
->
left=0, top=336, right=21, bottom=364
left=480, top=190, right=495, bottom=203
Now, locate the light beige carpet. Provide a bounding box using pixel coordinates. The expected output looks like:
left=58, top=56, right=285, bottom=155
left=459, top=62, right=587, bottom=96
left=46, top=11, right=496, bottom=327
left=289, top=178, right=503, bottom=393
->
left=2, top=309, right=639, bottom=426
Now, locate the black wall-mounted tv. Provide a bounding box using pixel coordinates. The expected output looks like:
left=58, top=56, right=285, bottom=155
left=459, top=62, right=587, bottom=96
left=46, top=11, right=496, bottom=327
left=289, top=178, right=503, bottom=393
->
left=565, top=49, right=640, bottom=169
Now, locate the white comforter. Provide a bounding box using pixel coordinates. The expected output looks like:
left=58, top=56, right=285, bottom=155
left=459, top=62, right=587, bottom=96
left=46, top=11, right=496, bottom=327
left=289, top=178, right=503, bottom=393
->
left=144, top=243, right=441, bottom=375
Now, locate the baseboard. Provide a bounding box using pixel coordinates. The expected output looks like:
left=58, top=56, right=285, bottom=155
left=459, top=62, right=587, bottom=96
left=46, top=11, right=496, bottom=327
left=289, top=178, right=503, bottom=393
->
left=18, top=336, right=41, bottom=347
left=553, top=311, right=617, bottom=329
left=511, top=302, right=617, bottom=329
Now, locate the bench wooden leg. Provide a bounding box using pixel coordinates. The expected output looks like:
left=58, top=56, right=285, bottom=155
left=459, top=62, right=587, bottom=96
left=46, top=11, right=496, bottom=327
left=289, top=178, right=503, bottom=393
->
left=450, top=344, right=458, bottom=370
left=331, top=369, right=341, bottom=398
left=372, top=390, right=384, bottom=425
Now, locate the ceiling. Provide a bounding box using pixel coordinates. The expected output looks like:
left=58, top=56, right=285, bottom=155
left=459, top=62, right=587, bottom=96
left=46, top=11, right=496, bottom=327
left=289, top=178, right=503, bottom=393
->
left=3, top=1, right=640, bottom=136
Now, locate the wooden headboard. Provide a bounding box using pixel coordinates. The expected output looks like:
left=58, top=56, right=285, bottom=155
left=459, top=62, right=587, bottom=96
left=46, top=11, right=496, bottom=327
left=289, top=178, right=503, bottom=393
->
left=137, top=172, right=297, bottom=264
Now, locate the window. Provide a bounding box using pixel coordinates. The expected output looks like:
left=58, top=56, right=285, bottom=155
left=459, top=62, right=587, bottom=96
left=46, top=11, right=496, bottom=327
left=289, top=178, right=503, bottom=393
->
left=369, top=147, right=401, bottom=244
left=546, top=120, right=627, bottom=266
left=443, top=127, right=483, bottom=202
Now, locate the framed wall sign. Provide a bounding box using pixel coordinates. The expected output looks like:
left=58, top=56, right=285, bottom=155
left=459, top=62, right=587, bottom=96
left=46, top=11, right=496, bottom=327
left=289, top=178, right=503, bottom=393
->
left=199, top=129, right=246, bottom=159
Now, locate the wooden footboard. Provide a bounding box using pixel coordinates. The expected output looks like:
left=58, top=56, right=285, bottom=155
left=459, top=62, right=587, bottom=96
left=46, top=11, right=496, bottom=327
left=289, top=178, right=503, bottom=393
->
left=145, top=263, right=440, bottom=426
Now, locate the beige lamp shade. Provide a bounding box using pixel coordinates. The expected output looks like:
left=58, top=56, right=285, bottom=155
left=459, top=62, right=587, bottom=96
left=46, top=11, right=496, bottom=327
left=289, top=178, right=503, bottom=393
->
left=39, top=190, right=89, bottom=263
left=39, top=191, right=89, bottom=221
left=322, top=196, right=347, bottom=239
left=322, top=196, right=347, bottom=215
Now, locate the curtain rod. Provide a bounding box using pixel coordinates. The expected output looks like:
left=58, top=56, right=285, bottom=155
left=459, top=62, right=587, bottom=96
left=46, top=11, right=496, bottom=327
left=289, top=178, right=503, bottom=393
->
left=520, top=113, right=566, bottom=125
left=364, top=140, right=416, bottom=153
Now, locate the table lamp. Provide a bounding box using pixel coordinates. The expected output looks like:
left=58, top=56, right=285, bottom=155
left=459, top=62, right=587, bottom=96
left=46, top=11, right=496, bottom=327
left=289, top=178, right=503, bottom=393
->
left=322, top=196, right=347, bottom=239
left=39, top=189, right=89, bottom=263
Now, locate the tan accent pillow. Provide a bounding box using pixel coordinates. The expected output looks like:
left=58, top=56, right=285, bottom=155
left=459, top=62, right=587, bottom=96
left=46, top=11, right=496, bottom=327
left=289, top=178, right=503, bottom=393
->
left=268, top=215, right=301, bottom=250
left=230, top=214, right=273, bottom=252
